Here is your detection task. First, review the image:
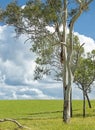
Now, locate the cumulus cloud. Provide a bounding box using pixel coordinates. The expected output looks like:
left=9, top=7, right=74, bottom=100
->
left=0, top=25, right=35, bottom=86
left=47, top=26, right=95, bottom=53
left=0, top=25, right=62, bottom=99
left=0, top=25, right=95, bottom=100
left=75, top=32, right=95, bottom=53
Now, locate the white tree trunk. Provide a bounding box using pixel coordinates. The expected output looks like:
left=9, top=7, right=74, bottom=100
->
left=62, top=0, right=93, bottom=123
left=63, top=67, right=73, bottom=122
left=62, top=0, right=72, bottom=123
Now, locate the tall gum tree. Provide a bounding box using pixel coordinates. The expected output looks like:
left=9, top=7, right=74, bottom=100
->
left=0, top=0, right=93, bottom=123
left=62, top=0, right=93, bottom=123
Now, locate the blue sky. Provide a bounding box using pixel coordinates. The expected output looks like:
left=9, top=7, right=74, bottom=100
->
left=0, top=0, right=95, bottom=39
left=0, top=0, right=27, bottom=8
left=74, top=1, right=95, bottom=39
left=0, top=0, right=95, bottom=99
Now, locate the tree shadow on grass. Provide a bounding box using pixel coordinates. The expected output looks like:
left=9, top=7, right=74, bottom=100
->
left=72, top=109, right=80, bottom=112
left=16, top=110, right=63, bottom=121
left=16, top=108, right=95, bottom=121
left=17, top=116, right=62, bottom=121
left=27, top=110, right=63, bottom=116
left=72, top=108, right=95, bottom=118
left=72, top=109, right=82, bottom=117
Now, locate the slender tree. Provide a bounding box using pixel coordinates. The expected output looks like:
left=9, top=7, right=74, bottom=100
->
left=74, top=50, right=95, bottom=117
left=0, top=0, right=93, bottom=123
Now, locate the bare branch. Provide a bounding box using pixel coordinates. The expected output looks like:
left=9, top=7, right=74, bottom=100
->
left=0, top=118, right=31, bottom=129
left=76, top=0, right=82, bottom=5
left=0, top=118, right=23, bottom=128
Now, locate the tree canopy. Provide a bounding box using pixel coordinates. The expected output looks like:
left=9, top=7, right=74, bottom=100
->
left=0, top=0, right=93, bottom=123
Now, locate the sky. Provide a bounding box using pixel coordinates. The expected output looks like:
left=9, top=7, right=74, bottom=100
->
left=0, top=0, right=95, bottom=100
left=74, top=0, right=95, bottom=39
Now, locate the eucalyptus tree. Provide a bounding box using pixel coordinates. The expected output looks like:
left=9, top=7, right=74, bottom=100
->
left=0, top=0, right=93, bottom=123
left=74, top=50, right=95, bottom=117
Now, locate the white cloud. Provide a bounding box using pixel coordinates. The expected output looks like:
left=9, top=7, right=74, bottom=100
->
left=0, top=92, right=5, bottom=96
left=48, top=26, right=95, bottom=53
left=19, top=94, right=32, bottom=99
left=72, top=84, right=83, bottom=100
left=46, top=26, right=55, bottom=33
left=0, top=25, right=35, bottom=86
left=74, top=32, right=95, bottom=53
left=12, top=91, right=17, bottom=99
left=0, top=25, right=95, bottom=100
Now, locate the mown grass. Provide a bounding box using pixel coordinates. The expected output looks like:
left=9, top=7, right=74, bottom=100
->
left=0, top=100, right=95, bottom=130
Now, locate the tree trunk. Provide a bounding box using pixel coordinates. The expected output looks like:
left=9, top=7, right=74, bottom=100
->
left=70, top=88, right=72, bottom=117
left=85, top=92, right=91, bottom=108
left=62, top=0, right=72, bottom=123
left=63, top=86, right=71, bottom=123
left=62, top=0, right=71, bottom=123
left=62, top=0, right=74, bottom=123
left=83, top=90, right=86, bottom=117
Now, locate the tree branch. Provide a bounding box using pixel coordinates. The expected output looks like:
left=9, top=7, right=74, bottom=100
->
left=73, top=43, right=85, bottom=74
left=0, top=118, right=23, bottom=128
left=0, top=118, right=31, bottom=129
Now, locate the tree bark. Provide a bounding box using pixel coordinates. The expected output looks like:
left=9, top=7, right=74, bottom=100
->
left=63, top=86, right=71, bottom=123
left=83, top=90, right=86, bottom=117
left=62, top=0, right=72, bottom=123
left=85, top=92, right=91, bottom=108
left=70, top=88, right=72, bottom=117
left=62, top=0, right=93, bottom=123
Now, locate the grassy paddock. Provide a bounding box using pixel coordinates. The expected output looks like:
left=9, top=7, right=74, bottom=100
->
left=0, top=100, right=95, bottom=130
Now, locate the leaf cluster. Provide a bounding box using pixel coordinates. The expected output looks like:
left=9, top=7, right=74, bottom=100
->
left=1, top=1, right=21, bottom=25
left=74, top=50, right=95, bottom=92
left=34, top=34, right=83, bottom=80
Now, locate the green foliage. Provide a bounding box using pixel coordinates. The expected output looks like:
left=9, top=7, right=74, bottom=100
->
left=2, top=1, right=21, bottom=25
left=1, top=0, right=62, bottom=32
left=34, top=66, right=50, bottom=80
left=74, top=50, right=95, bottom=92
left=33, top=34, right=84, bottom=80
left=0, top=0, right=91, bottom=81
left=43, top=0, right=62, bottom=24
left=23, top=0, right=43, bottom=20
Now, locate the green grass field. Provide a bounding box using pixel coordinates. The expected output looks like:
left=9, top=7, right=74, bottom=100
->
left=0, top=100, right=95, bottom=130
